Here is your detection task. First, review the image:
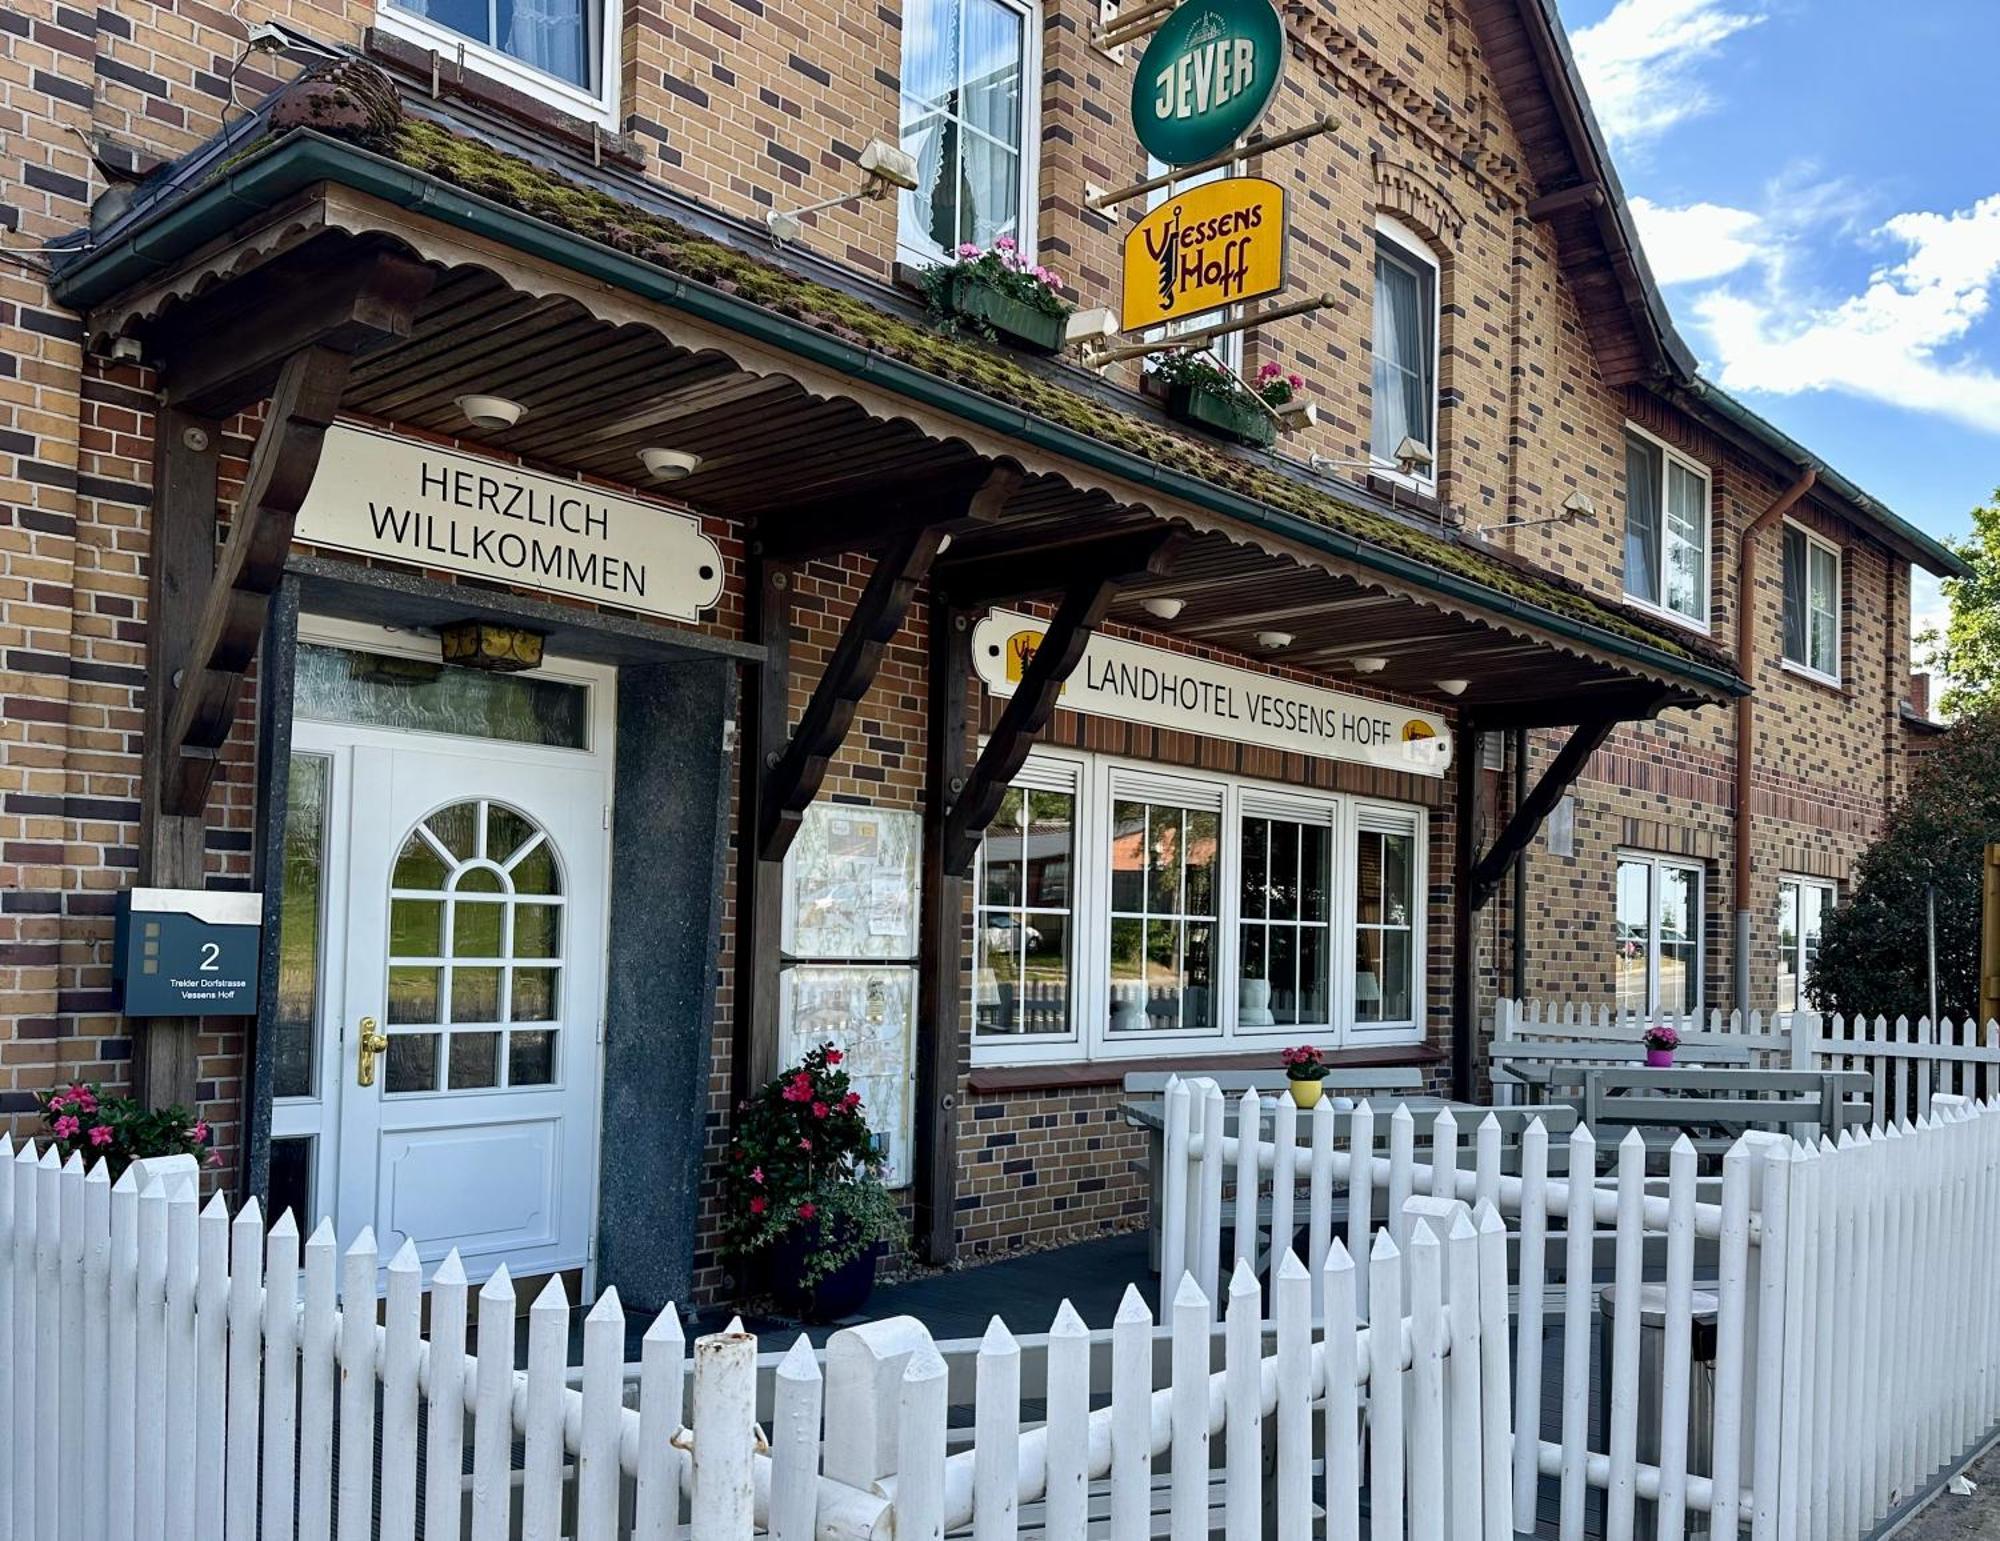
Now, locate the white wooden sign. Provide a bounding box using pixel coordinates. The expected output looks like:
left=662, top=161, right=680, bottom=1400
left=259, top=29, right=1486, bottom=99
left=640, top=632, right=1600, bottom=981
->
left=296, top=424, right=725, bottom=621
left=972, top=607, right=1453, bottom=776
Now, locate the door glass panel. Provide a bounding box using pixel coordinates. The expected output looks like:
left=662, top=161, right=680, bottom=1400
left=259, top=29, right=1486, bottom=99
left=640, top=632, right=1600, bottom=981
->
left=384, top=798, right=569, bottom=1092
left=293, top=642, right=588, bottom=749
left=273, top=754, right=330, bottom=1100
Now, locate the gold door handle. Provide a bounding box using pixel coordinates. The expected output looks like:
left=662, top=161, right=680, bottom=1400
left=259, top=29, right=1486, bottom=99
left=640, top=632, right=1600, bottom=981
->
left=356, top=1018, right=390, bottom=1086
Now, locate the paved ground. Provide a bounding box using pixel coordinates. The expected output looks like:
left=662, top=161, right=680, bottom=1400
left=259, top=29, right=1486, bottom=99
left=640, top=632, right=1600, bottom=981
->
left=1895, top=1441, right=2000, bottom=1541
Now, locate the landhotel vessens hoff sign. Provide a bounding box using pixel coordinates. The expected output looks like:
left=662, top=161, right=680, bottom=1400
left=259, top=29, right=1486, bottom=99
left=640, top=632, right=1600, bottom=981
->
left=296, top=425, right=726, bottom=622
left=1120, top=175, right=1287, bottom=330
left=1130, top=0, right=1286, bottom=166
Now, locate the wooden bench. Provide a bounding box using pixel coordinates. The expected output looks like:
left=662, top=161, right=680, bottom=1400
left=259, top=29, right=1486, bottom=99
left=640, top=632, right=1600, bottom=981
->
left=1490, top=1038, right=1755, bottom=1104
left=1121, top=1065, right=1426, bottom=1099
left=1581, top=1066, right=1874, bottom=1155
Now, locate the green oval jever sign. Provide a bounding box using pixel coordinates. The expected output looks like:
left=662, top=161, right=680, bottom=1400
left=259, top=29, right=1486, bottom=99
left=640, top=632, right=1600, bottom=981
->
left=1131, top=0, right=1286, bottom=167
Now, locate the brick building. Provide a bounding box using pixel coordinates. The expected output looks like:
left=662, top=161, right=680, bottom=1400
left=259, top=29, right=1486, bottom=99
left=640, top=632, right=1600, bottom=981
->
left=0, top=0, right=1963, bottom=1303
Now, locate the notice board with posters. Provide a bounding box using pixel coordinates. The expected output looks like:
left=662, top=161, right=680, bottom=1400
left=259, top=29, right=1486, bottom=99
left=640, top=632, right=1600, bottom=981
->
left=779, top=805, right=922, bottom=1187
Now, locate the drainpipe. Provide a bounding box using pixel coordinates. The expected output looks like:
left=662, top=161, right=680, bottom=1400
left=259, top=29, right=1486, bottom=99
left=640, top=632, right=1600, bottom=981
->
left=1733, top=467, right=1818, bottom=1013
left=1512, top=727, right=1528, bottom=1002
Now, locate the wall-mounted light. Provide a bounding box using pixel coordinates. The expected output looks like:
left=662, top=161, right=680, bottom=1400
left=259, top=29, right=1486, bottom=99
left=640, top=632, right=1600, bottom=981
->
left=1351, top=656, right=1389, bottom=674
left=1435, top=679, right=1469, bottom=697
left=1142, top=596, right=1186, bottom=621
left=456, top=394, right=525, bottom=430
left=1482, top=488, right=1600, bottom=536
left=639, top=446, right=702, bottom=482
left=1307, top=434, right=1432, bottom=480
left=766, top=139, right=920, bottom=245
left=439, top=619, right=546, bottom=673
left=1257, top=630, right=1294, bottom=650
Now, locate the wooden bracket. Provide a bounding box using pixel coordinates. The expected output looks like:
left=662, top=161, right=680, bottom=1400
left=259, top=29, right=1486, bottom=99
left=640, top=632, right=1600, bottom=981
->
left=1466, top=710, right=1622, bottom=910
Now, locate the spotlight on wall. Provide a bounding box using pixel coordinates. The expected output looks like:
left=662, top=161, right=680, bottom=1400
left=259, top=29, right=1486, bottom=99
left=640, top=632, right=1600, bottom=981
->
left=1256, top=630, right=1294, bottom=650
left=1434, top=678, right=1469, bottom=697
left=1391, top=435, right=1434, bottom=480
left=766, top=138, right=921, bottom=244
left=1142, top=596, right=1186, bottom=621
left=456, top=394, right=525, bottom=431
left=1351, top=656, right=1389, bottom=674
left=639, top=446, right=702, bottom=482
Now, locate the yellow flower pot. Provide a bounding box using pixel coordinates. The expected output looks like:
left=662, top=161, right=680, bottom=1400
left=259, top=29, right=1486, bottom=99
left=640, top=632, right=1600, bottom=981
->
left=1289, top=1078, right=1324, bottom=1110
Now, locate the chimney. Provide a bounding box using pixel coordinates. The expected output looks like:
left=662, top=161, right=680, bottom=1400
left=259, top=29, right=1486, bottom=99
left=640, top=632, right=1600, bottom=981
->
left=1910, top=671, right=1932, bottom=720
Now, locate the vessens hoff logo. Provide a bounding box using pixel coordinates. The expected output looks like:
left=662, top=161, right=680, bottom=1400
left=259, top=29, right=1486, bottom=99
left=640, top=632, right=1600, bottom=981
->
left=1119, top=177, right=1288, bottom=331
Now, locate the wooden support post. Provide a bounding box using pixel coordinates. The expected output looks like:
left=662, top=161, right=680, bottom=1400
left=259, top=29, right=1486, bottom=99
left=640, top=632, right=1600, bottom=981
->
left=134, top=405, right=222, bottom=1109
left=1452, top=720, right=1479, bottom=1101
left=734, top=562, right=794, bottom=1103
left=916, top=603, right=970, bottom=1264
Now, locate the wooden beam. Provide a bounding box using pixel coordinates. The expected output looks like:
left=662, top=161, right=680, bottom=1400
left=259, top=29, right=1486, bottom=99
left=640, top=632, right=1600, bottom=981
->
left=1467, top=711, right=1622, bottom=910
left=941, top=577, right=1118, bottom=875
left=934, top=527, right=1180, bottom=608
left=916, top=602, right=970, bottom=1265
left=1451, top=717, right=1479, bottom=1101
left=753, top=461, right=1019, bottom=563
left=1469, top=684, right=1690, bottom=733
left=160, top=248, right=436, bottom=418
left=1524, top=182, right=1606, bottom=221
left=134, top=404, right=221, bottom=1111
left=160, top=344, right=353, bottom=814
left=759, top=526, right=948, bottom=861
left=733, top=562, right=794, bottom=1103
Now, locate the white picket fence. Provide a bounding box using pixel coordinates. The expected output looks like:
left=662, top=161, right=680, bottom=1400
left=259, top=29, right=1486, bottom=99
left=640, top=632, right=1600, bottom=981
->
left=1160, top=1077, right=2000, bottom=1541
left=1496, top=1000, right=2000, bottom=1124
left=0, top=1132, right=1516, bottom=1541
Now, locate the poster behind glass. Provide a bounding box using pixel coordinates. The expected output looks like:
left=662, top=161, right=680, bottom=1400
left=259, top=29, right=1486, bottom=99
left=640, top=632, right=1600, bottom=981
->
left=780, top=965, right=917, bottom=1188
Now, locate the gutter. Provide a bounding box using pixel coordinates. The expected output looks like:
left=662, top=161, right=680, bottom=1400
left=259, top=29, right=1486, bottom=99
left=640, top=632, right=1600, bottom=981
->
left=54, top=130, right=1750, bottom=703
left=1732, top=467, right=1817, bottom=1015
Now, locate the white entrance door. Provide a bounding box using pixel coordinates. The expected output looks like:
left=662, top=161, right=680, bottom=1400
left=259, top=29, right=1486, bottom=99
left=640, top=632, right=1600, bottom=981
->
left=285, top=630, right=612, bottom=1282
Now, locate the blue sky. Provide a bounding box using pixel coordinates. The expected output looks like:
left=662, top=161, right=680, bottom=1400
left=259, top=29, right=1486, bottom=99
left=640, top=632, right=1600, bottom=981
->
left=1553, top=0, right=2000, bottom=637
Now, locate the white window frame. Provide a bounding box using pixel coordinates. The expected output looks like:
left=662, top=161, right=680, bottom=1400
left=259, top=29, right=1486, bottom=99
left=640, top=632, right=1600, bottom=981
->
left=374, top=0, right=622, bottom=127
left=970, top=750, right=1429, bottom=1066
left=895, top=0, right=1043, bottom=269
left=1780, top=519, right=1843, bottom=685
left=1777, top=874, right=1837, bottom=1018
left=971, top=751, right=1088, bottom=1057
left=1614, top=851, right=1705, bottom=1018
left=1370, top=214, right=1441, bottom=494
left=1621, top=423, right=1712, bottom=633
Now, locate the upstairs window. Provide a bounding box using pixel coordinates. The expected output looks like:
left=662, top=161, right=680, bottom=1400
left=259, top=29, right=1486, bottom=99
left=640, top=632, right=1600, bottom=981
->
left=1624, top=427, right=1710, bottom=628
left=1371, top=219, right=1439, bottom=483
left=379, top=0, right=618, bottom=121
left=1782, top=523, right=1842, bottom=682
left=899, top=0, right=1039, bottom=265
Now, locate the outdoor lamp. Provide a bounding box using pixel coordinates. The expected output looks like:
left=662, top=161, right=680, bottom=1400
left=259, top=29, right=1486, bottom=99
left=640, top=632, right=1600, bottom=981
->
left=439, top=619, right=546, bottom=673
left=1256, top=630, right=1294, bottom=650
left=1435, top=679, right=1469, bottom=696
left=1351, top=656, right=1389, bottom=674
left=1142, top=597, right=1186, bottom=621
left=766, top=138, right=921, bottom=245
left=1391, top=435, right=1433, bottom=478
left=639, top=446, right=702, bottom=482
left=455, top=394, right=525, bottom=430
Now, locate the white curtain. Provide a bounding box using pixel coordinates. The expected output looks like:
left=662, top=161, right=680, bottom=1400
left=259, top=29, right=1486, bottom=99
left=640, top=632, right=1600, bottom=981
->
left=1372, top=250, right=1431, bottom=464
left=506, top=0, right=586, bottom=87
left=1625, top=435, right=1662, bottom=605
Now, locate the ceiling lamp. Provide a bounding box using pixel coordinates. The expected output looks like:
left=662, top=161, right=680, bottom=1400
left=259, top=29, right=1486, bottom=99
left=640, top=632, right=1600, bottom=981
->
left=1435, top=679, right=1469, bottom=697
left=1351, top=656, right=1389, bottom=674
left=439, top=619, right=545, bottom=673
left=456, top=394, right=525, bottom=430
left=1256, top=630, right=1294, bottom=650
left=639, top=447, right=702, bottom=482
left=1142, top=596, right=1186, bottom=621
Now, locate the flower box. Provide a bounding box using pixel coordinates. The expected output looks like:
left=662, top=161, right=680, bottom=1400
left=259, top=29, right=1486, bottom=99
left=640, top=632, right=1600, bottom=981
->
left=946, top=273, right=1068, bottom=354
left=1165, top=381, right=1278, bottom=448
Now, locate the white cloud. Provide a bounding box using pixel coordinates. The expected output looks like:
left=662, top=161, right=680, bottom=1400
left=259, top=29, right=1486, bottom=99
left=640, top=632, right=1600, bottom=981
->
left=1630, top=196, right=1762, bottom=284
left=1571, top=0, right=1763, bottom=148
left=1693, top=195, right=2000, bottom=436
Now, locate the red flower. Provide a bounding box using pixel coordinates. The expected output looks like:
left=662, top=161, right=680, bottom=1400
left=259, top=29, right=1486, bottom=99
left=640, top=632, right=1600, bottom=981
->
left=812, top=1101, right=829, bottom=1119
left=797, top=1202, right=817, bottom=1221
left=783, top=1072, right=814, bottom=1103
left=749, top=1195, right=768, bottom=1214
left=824, top=1049, right=843, bottom=1066
left=842, top=1092, right=860, bottom=1110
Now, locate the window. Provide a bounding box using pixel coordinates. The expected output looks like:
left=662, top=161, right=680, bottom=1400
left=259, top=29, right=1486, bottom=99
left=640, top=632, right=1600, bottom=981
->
left=1615, top=853, right=1703, bottom=1017
left=377, top=0, right=619, bottom=122
left=899, top=0, right=1038, bottom=265
left=1624, top=428, right=1710, bottom=627
left=1371, top=217, right=1439, bottom=482
left=1778, top=876, right=1836, bottom=1015
left=971, top=754, right=1428, bottom=1063
left=1783, top=523, right=1841, bottom=681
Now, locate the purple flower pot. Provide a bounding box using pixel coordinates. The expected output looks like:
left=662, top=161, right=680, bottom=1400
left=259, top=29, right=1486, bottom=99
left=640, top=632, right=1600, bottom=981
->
left=1645, top=1048, right=1675, bottom=1068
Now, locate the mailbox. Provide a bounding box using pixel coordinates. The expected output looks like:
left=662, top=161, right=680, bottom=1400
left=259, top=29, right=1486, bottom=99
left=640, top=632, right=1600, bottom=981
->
left=114, top=888, right=263, bottom=1017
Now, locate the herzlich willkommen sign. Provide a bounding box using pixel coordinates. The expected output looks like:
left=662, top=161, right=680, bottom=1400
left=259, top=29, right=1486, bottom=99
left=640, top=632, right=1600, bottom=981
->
left=296, top=424, right=725, bottom=622
left=973, top=609, right=1453, bottom=776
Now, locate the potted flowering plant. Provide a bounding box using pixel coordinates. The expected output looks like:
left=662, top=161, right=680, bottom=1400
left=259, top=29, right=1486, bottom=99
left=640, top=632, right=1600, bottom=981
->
left=1149, top=352, right=1301, bottom=448
left=1643, top=1024, right=1681, bottom=1068
left=36, top=1081, right=220, bottom=1176
left=721, top=1044, right=902, bottom=1321
left=1280, top=1045, right=1330, bottom=1109
left=919, top=236, right=1073, bottom=353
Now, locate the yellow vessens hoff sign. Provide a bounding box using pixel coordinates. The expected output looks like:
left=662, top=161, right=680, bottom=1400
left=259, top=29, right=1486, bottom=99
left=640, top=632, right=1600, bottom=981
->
left=1120, top=175, right=1288, bottom=331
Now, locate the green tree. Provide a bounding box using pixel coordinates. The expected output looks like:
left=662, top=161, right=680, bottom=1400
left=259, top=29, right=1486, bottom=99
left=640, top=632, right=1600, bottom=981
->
left=1918, top=493, right=2000, bottom=718
left=1807, top=704, right=2000, bottom=1019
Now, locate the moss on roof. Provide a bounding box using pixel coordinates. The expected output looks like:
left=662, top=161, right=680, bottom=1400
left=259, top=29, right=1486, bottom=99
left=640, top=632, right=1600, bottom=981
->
left=370, top=115, right=1724, bottom=671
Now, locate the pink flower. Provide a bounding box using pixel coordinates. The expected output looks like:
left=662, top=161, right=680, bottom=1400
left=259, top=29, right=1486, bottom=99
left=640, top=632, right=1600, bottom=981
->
left=89, top=1126, right=113, bottom=1149
left=782, top=1073, right=813, bottom=1103
left=47, top=1095, right=67, bottom=1114
left=956, top=242, right=982, bottom=258
left=75, top=1090, right=97, bottom=1113
left=842, top=1092, right=861, bottom=1110
left=193, top=1120, right=210, bottom=1143
left=750, top=1166, right=765, bottom=1184
left=797, top=1201, right=817, bottom=1221
left=207, top=1151, right=222, bottom=1167
left=798, top=1137, right=813, bottom=1151
left=52, top=1115, right=79, bottom=1139
left=1287, top=373, right=1304, bottom=389
left=812, top=1101, right=830, bottom=1119
left=994, top=235, right=1016, bottom=251
left=1258, top=360, right=1282, bottom=380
